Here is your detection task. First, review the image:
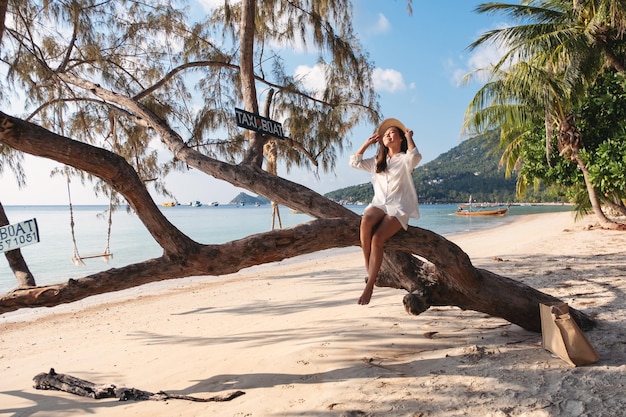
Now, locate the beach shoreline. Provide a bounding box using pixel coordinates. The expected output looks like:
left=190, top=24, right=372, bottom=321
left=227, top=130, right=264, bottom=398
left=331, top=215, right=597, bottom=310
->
left=1, top=210, right=625, bottom=417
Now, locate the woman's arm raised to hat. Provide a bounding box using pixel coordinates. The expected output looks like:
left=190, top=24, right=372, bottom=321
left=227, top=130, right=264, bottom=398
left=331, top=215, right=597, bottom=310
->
left=405, top=128, right=422, bottom=167
left=405, top=129, right=416, bottom=151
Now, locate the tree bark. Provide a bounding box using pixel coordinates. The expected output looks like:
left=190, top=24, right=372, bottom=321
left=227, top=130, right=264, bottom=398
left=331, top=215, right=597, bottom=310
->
left=0, top=0, right=7, bottom=45
left=239, top=0, right=265, bottom=167
left=0, top=201, right=36, bottom=288
left=605, top=194, right=626, bottom=217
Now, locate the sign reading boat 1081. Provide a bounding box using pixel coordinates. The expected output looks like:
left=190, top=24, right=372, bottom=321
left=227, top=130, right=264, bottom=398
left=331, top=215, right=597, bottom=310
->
left=235, top=107, right=284, bottom=139
left=0, top=218, right=40, bottom=253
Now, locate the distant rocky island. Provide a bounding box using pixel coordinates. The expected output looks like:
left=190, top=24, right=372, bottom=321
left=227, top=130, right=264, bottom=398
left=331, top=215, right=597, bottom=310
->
left=229, top=192, right=270, bottom=206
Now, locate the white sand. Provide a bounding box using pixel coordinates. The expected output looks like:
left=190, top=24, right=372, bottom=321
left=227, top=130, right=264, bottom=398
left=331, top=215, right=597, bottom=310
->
left=1, top=211, right=625, bottom=417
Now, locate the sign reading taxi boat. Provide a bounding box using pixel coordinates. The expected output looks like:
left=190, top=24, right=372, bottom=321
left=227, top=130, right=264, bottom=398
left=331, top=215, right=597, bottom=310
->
left=0, top=218, right=40, bottom=253
left=235, top=107, right=284, bottom=139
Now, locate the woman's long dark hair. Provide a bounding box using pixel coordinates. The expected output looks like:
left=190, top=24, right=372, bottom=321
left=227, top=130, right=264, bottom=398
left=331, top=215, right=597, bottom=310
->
left=375, top=127, right=408, bottom=173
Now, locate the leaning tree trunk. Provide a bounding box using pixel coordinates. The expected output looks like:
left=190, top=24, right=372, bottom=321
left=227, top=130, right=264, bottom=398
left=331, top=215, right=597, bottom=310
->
left=574, top=155, right=625, bottom=230
left=0, top=213, right=594, bottom=332
left=557, top=116, right=622, bottom=230
left=0, top=113, right=596, bottom=332
left=0, top=110, right=597, bottom=332
left=0, top=201, right=36, bottom=288
left=604, top=193, right=626, bottom=217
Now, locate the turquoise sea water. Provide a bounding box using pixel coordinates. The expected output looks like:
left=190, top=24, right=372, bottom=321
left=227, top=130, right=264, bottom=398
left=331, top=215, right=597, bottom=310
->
left=0, top=203, right=572, bottom=293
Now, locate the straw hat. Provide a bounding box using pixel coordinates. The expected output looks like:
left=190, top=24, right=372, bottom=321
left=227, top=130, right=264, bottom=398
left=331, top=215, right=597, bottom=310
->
left=376, top=118, right=407, bottom=137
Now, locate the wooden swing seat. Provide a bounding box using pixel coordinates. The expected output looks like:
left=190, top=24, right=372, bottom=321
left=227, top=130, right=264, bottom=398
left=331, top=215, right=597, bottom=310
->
left=77, top=253, right=113, bottom=261
left=71, top=252, right=113, bottom=266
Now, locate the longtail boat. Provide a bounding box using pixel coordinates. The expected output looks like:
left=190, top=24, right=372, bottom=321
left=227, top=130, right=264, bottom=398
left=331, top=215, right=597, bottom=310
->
left=455, top=206, right=508, bottom=216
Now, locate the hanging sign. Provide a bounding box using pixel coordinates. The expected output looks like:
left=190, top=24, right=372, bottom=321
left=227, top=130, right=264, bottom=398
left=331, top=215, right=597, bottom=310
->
left=0, top=218, right=40, bottom=253
left=235, top=107, right=284, bottom=139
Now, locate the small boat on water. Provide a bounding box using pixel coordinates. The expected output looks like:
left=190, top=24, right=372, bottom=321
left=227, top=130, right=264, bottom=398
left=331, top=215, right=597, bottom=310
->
left=456, top=194, right=509, bottom=216
left=455, top=206, right=508, bottom=216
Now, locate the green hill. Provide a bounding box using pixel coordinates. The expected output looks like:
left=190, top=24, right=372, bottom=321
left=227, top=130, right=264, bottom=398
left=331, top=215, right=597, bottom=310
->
left=325, top=132, right=520, bottom=204
left=229, top=192, right=270, bottom=205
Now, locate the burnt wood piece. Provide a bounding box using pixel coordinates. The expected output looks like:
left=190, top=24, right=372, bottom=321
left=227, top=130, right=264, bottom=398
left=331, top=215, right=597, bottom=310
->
left=33, top=368, right=244, bottom=402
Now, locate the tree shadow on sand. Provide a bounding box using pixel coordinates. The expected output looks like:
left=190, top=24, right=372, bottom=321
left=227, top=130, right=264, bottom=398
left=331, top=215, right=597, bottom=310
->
left=4, top=250, right=624, bottom=417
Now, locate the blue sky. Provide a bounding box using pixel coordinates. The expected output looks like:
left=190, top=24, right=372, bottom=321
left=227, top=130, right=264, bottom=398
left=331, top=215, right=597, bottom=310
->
left=1, top=0, right=504, bottom=205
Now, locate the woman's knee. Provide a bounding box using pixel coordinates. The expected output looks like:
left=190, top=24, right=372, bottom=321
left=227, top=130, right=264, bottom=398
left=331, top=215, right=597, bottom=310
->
left=371, top=217, right=402, bottom=246
left=360, top=213, right=379, bottom=230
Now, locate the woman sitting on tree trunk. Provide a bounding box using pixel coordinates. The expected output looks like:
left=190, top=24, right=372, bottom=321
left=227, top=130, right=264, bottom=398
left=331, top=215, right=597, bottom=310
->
left=349, top=118, right=422, bottom=305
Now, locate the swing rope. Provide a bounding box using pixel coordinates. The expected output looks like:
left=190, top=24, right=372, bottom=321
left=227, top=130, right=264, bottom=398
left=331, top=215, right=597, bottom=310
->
left=67, top=177, right=86, bottom=266
left=67, top=176, right=114, bottom=266
left=101, top=198, right=114, bottom=262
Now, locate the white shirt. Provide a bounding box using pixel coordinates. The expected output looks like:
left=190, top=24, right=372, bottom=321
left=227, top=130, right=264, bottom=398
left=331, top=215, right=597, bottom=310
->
left=349, top=148, right=422, bottom=230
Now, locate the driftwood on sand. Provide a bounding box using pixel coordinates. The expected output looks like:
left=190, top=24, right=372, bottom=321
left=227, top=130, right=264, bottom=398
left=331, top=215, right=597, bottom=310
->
left=32, top=368, right=245, bottom=402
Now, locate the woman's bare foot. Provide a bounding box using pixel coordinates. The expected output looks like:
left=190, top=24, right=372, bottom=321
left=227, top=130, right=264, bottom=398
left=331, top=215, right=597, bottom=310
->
left=358, top=284, right=374, bottom=305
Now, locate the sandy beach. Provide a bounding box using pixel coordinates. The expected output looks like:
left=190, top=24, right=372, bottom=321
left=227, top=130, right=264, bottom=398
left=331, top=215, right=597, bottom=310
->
left=1, top=210, right=625, bottom=417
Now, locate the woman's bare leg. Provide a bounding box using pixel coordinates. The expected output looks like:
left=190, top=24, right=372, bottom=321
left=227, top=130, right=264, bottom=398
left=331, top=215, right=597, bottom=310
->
left=359, top=207, right=386, bottom=272
left=358, top=215, right=403, bottom=305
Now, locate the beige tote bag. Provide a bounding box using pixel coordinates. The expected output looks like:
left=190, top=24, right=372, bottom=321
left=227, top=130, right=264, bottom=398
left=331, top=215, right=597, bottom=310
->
left=539, top=302, right=599, bottom=367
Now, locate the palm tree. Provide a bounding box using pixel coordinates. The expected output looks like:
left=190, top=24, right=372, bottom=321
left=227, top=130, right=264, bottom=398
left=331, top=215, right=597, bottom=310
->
left=462, top=61, right=562, bottom=192
left=472, top=0, right=626, bottom=74
left=465, top=0, right=626, bottom=228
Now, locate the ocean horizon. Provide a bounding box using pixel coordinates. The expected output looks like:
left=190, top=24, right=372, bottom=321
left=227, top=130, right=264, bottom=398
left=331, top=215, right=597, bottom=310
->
left=1, top=203, right=572, bottom=294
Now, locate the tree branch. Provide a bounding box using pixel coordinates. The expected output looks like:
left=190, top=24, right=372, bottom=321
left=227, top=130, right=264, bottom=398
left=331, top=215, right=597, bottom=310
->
left=0, top=111, right=197, bottom=257
left=46, top=75, right=354, bottom=219
left=0, top=207, right=595, bottom=332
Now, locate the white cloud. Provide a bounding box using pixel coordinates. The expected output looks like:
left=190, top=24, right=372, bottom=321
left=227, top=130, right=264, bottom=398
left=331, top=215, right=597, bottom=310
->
left=372, top=68, right=406, bottom=93
left=373, top=13, right=390, bottom=34
left=468, top=44, right=505, bottom=70
left=271, top=34, right=310, bottom=55
left=196, top=0, right=237, bottom=12
left=293, top=64, right=408, bottom=102
left=451, top=23, right=511, bottom=86
left=294, top=63, right=328, bottom=94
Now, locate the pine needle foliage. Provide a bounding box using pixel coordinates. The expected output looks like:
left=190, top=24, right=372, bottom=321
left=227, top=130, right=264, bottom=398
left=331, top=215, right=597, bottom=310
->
left=0, top=0, right=381, bottom=198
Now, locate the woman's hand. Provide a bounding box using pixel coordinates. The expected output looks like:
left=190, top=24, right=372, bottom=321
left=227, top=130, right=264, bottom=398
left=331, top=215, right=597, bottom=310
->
left=366, top=133, right=379, bottom=147
left=356, top=133, right=379, bottom=155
